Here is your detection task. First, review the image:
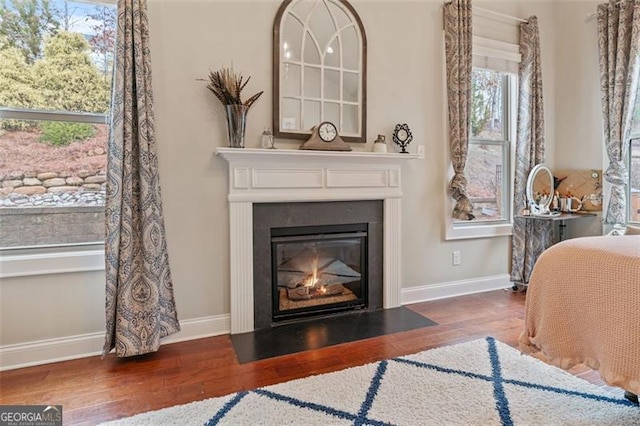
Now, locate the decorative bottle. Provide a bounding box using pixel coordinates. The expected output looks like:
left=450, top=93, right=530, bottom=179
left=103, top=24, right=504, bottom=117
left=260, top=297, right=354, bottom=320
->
left=372, top=134, right=387, bottom=153
left=261, top=128, right=275, bottom=149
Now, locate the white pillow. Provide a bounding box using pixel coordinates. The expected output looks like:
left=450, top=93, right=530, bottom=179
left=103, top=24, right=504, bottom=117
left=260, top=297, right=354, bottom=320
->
left=625, top=225, right=640, bottom=235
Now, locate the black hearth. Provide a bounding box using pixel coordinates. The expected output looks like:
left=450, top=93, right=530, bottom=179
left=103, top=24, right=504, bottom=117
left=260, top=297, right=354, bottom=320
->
left=253, top=201, right=383, bottom=330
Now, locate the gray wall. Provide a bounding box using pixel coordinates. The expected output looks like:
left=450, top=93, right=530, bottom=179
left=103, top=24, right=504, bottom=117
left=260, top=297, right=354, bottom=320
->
left=1, top=1, right=606, bottom=364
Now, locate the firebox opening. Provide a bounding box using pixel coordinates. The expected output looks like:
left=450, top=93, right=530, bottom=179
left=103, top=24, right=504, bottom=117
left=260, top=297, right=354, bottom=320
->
left=271, top=223, right=368, bottom=323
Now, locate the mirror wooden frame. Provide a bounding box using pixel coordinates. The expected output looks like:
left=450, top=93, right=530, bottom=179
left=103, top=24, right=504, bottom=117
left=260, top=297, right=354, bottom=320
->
left=273, top=0, right=367, bottom=143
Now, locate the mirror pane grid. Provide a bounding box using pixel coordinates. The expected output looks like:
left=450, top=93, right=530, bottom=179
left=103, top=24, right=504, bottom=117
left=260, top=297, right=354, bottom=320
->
left=275, top=0, right=366, bottom=141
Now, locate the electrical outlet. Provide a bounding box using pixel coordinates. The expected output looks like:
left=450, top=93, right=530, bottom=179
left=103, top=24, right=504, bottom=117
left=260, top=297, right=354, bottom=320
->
left=452, top=251, right=461, bottom=266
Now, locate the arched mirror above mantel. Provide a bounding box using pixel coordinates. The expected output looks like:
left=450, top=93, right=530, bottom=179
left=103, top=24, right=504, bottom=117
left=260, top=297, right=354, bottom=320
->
left=273, top=0, right=367, bottom=143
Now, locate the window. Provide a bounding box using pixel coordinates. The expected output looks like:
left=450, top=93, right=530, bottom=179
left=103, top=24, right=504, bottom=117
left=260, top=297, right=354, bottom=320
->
left=460, top=68, right=512, bottom=224
left=446, top=66, right=516, bottom=240
left=445, top=28, right=520, bottom=240
left=0, top=0, right=116, bottom=249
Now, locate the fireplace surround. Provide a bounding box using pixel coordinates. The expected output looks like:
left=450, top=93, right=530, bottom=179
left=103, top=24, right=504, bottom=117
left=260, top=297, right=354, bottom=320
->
left=253, top=201, right=383, bottom=329
left=216, top=147, right=421, bottom=334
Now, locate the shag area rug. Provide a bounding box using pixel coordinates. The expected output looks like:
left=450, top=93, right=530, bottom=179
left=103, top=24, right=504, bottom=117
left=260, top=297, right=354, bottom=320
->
left=102, top=337, right=639, bottom=425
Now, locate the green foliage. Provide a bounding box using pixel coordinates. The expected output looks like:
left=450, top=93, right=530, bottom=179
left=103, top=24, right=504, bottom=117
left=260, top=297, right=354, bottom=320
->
left=33, top=31, right=110, bottom=113
left=0, top=1, right=115, bottom=126
left=0, top=0, right=59, bottom=63
left=39, top=121, right=95, bottom=146
left=0, top=44, right=42, bottom=130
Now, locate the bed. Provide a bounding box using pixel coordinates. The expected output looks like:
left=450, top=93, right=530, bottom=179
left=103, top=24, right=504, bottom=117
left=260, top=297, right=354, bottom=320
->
left=519, top=235, right=640, bottom=398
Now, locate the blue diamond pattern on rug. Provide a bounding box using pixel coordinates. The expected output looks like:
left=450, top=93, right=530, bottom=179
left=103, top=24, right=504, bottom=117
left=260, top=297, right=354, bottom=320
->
left=102, top=337, right=639, bottom=425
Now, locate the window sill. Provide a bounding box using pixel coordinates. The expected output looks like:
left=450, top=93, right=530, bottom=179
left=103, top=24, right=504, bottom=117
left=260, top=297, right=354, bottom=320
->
left=0, top=245, right=105, bottom=278
left=445, top=222, right=513, bottom=240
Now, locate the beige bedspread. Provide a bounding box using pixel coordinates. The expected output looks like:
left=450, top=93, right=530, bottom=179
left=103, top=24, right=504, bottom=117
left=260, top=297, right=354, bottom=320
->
left=519, top=235, right=640, bottom=394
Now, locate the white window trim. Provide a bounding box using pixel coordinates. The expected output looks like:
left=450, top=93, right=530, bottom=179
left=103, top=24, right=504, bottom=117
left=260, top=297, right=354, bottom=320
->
left=0, top=107, right=107, bottom=124
left=0, top=244, right=105, bottom=278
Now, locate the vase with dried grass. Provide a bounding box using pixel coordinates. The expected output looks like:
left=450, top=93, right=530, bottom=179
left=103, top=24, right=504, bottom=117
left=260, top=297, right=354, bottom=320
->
left=206, top=66, right=263, bottom=148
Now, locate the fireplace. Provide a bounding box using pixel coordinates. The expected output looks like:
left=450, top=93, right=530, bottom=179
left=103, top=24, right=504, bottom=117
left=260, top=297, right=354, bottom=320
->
left=272, top=223, right=368, bottom=322
left=215, top=147, right=421, bottom=334
left=253, top=201, right=383, bottom=330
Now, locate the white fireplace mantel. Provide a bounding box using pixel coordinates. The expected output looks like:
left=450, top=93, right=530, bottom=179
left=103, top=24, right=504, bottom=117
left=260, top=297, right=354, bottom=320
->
left=216, top=147, right=422, bottom=334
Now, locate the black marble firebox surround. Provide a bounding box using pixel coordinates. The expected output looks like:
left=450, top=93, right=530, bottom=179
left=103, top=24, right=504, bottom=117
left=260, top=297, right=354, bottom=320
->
left=253, top=200, right=383, bottom=330
left=230, top=306, right=437, bottom=364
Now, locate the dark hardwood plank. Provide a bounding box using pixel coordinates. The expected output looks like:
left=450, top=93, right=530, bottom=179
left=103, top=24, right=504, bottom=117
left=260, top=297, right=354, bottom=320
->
left=0, top=290, right=624, bottom=425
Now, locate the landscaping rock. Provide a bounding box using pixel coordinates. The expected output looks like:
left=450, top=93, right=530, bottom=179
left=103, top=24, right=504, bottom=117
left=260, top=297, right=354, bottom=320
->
left=14, top=186, right=47, bottom=195
left=82, top=183, right=102, bottom=191
left=43, top=178, right=66, bottom=187
left=78, top=170, right=92, bottom=178
left=84, top=175, right=107, bottom=184
left=37, top=172, right=58, bottom=180
left=7, top=172, right=24, bottom=180
left=47, top=186, right=80, bottom=193
left=2, top=180, right=23, bottom=188
left=23, top=178, right=42, bottom=186
left=66, top=177, right=84, bottom=186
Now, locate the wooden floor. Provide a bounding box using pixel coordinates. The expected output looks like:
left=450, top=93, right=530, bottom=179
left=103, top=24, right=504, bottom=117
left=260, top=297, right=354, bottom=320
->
left=0, top=290, right=623, bottom=425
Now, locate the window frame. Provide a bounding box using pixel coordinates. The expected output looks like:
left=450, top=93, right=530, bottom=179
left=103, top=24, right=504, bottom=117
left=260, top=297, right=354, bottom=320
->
left=628, top=136, right=640, bottom=224
left=0, top=107, right=107, bottom=124
left=461, top=69, right=511, bottom=224
left=0, top=0, right=115, bottom=273
left=445, top=69, right=517, bottom=240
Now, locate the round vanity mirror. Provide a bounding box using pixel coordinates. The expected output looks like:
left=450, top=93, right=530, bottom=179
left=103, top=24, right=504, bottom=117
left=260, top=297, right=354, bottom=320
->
left=526, top=164, right=555, bottom=216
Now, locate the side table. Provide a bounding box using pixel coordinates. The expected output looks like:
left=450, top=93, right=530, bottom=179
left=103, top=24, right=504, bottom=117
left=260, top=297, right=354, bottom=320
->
left=515, top=212, right=597, bottom=241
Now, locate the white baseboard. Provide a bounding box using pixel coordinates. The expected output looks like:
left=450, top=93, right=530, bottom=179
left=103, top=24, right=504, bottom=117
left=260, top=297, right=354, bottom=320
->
left=1, top=276, right=511, bottom=371
left=401, top=274, right=512, bottom=305
left=0, top=314, right=230, bottom=371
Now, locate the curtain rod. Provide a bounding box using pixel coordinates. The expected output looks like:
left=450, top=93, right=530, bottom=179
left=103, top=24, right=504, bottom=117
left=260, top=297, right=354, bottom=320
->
left=474, top=6, right=529, bottom=23
left=443, top=2, right=528, bottom=23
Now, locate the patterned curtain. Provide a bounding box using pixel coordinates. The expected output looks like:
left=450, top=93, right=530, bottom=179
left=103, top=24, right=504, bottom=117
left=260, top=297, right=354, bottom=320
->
left=104, top=0, right=180, bottom=357
left=597, top=0, right=640, bottom=231
left=444, top=0, right=474, bottom=220
left=510, top=17, right=553, bottom=285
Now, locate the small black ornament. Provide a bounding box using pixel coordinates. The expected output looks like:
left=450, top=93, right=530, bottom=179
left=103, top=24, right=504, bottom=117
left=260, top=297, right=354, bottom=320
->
left=392, top=123, right=413, bottom=154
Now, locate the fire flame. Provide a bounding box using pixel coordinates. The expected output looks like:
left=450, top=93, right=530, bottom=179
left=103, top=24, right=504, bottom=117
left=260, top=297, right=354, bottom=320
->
left=303, top=257, right=322, bottom=290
